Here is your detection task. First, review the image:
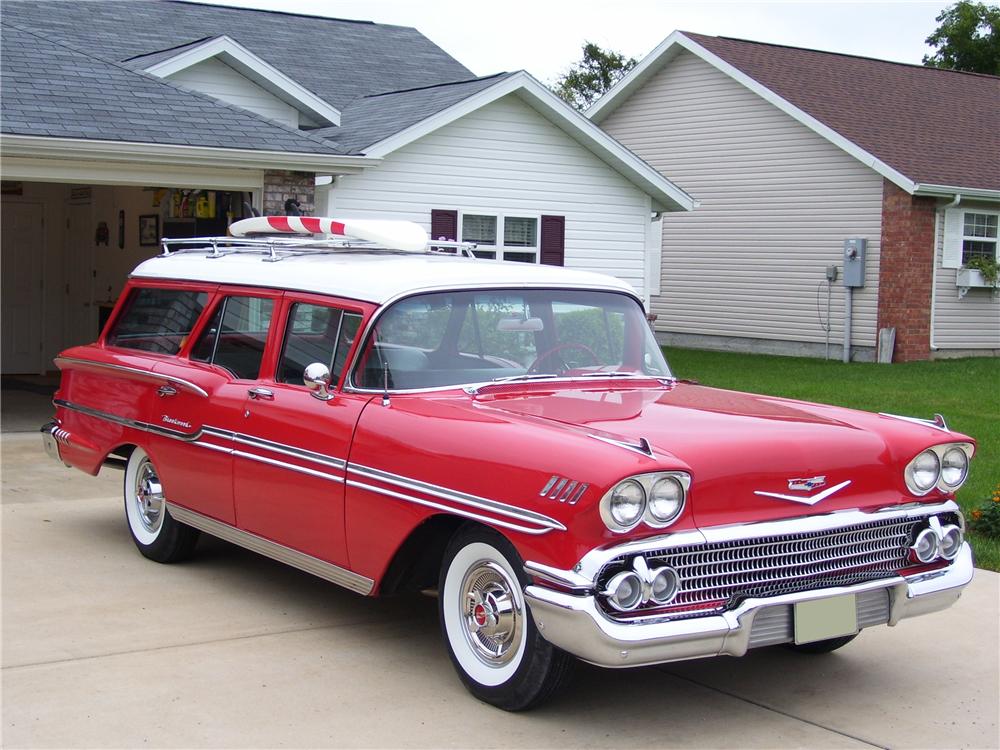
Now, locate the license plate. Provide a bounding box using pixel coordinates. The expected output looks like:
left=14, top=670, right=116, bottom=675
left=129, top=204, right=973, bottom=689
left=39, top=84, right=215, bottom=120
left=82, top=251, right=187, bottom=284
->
left=794, top=594, right=858, bottom=645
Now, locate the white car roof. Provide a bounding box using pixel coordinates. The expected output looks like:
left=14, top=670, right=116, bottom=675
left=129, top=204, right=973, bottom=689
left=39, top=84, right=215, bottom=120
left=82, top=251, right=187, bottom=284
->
left=130, top=251, right=639, bottom=305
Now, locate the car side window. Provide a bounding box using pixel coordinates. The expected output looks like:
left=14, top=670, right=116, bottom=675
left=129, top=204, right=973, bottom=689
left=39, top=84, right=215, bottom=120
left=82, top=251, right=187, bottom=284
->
left=277, top=302, right=362, bottom=386
left=190, top=296, right=274, bottom=380
left=106, top=287, right=208, bottom=355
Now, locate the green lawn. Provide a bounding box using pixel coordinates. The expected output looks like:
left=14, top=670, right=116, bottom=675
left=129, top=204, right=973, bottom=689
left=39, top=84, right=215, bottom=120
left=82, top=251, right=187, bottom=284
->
left=662, top=348, right=1000, bottom=571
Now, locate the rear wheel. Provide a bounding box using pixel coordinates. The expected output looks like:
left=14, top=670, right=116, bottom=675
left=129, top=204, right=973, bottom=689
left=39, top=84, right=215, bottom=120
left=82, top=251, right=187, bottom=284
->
left=438, top=526, right=573, bottom=711
left=124, top=447, right=199, bottom=563
left=786, top=633, right=859, bottom=654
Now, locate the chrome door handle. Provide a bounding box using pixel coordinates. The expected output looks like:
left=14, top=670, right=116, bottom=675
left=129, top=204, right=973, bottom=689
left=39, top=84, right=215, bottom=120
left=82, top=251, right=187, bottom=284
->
left=157, top=385, right=178, bottom=397
left=248, top=387, right=274, bottom=401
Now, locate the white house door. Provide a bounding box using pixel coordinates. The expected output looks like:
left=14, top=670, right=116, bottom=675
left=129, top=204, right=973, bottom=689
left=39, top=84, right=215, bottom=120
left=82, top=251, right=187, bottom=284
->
left=64, top=202, right=96, bottom=349
left=1, top=202, right=45, bottom=374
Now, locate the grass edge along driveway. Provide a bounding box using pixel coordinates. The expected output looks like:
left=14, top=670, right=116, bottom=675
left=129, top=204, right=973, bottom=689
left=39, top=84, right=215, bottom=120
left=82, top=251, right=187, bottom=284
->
left=663, top=348, right=1000, bottom=572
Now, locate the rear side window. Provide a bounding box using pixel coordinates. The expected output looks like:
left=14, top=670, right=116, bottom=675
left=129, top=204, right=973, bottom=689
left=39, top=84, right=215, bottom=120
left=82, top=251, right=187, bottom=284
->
left=107, top=288, right=208, bottom=355
left=191, top=296, right=274, bottom=380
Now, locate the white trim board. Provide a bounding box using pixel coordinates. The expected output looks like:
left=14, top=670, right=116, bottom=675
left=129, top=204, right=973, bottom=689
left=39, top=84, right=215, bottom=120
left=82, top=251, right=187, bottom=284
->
left=587, top=31, right=925, bottom=195
left=142, top=35, right=341, bottom=127
left=0, top=135, right=376, bottom=174
left=361, top=71, right=696, bottom=214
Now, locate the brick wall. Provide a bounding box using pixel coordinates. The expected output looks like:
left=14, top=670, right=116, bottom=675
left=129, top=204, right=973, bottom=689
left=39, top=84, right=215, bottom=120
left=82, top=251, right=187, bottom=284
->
left=877, top=180, right=937, bottom=361
left=262, top=170, right=315, bottom=216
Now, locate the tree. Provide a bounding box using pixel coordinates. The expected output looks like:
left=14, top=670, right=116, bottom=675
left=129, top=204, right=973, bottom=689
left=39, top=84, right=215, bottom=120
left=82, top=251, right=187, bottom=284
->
left=923, top=1, right=1000, bottom=75
left=553, top=42, right=637, bottom=111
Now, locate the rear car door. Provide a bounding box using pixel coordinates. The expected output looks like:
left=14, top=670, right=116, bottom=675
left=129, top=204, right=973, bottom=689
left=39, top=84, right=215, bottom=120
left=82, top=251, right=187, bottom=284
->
left=149, top=288, right=280, bottom=525
left=232, top=293, right=372, bottom=567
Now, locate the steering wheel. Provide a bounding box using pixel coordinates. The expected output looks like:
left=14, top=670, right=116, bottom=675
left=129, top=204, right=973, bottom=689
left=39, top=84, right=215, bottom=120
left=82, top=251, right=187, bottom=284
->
left=527, top=343, right=599, bottom=374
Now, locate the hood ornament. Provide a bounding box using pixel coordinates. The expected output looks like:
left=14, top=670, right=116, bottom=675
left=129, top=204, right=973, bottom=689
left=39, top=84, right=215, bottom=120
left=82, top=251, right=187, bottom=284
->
left=787, top=476, right=826, bottom=491
left=754, top=479, right=851, bottom=506
left=589, top=434, right=654, bottom=457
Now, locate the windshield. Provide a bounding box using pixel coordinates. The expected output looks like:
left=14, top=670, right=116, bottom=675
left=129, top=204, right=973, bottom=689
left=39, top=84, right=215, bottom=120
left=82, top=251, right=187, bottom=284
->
left=353, top=289, right=671, bottom=390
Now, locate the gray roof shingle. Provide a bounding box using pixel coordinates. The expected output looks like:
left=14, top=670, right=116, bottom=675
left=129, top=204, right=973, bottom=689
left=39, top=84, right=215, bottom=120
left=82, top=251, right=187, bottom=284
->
left=2, top=0, right=473, bottom=111
left=319, top=74, right=514, bottom=154
left=1, top=21, right=347, bottom=154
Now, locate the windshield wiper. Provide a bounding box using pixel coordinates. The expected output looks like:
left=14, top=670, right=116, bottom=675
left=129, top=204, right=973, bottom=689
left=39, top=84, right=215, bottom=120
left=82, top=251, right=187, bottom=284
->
left=490, top=373, right=562, bottom=384
left=577, top=371, right=674, bottom=380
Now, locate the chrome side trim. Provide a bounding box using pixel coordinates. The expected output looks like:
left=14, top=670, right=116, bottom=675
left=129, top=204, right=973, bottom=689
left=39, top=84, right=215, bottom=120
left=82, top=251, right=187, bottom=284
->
left=55, top=356, right=209, bottom=398
left=345, top=479, right=556, bottom=535
left=347, top=463, right=565, bottom=532
left=233, top=449, right=344, bottom=483
left=231, top=432, right=346, bottom=470
left=166, top=503, right=373, bottom=595
left=879, top=412, right=950, bottom=432
left=54, top=399, right=199, bottom=441
left=589, top=434, right=654, bottom=457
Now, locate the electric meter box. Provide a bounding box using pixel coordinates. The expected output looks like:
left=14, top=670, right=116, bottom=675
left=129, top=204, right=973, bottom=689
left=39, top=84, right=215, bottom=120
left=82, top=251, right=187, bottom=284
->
left=843, top=238, right=867, bottom=288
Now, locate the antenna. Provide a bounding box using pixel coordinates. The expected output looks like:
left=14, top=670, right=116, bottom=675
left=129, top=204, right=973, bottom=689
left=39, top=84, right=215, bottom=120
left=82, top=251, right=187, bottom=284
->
left=381, top=362, right=391, bottom=407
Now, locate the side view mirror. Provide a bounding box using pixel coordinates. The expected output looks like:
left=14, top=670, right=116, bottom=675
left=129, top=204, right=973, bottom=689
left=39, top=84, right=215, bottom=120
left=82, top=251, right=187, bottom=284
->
left=303, top=362, right=334, bottom=401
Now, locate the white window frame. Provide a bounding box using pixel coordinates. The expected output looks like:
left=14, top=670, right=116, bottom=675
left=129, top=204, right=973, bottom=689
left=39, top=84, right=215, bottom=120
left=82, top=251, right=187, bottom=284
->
left=959, top=209, right=999, bottom=265
left=459, top=211, right=541, bottom=263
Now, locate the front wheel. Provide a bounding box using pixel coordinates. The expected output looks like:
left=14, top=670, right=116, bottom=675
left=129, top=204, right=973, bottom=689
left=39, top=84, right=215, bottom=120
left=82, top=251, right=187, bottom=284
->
left=124, top=447, right=200, bottom=563
left=438, top=526, right=573, bottom=711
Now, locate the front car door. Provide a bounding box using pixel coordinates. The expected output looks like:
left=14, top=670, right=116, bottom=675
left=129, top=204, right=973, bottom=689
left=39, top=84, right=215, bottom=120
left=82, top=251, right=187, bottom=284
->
left=232, top=293, right=372, bottom=568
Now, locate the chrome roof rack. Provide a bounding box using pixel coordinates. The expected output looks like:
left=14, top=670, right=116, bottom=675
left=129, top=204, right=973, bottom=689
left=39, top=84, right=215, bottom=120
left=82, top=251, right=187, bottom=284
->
left=159, top=236, right=479, bottom=262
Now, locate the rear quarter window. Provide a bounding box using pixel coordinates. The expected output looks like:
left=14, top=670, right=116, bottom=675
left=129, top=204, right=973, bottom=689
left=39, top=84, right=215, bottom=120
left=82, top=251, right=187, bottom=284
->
left=106, top=287, right=208, bottom=355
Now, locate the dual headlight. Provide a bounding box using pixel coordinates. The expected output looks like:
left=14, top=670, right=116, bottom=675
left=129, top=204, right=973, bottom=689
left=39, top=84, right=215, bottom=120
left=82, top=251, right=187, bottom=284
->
left=904, top=443, right=973, bottom=496
left=600, top=472, right=690, bottom=533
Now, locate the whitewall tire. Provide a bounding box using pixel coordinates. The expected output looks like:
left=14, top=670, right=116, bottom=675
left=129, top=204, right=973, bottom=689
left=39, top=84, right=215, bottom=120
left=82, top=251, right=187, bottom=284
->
left=123, top=448, right=199, bottom=563
left=438, top=526, right=573, bottom=710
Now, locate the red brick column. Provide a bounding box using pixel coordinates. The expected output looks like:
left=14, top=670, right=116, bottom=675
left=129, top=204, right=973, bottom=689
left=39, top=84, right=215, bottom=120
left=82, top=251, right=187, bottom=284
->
left=877, top=180, right=937, bottom=361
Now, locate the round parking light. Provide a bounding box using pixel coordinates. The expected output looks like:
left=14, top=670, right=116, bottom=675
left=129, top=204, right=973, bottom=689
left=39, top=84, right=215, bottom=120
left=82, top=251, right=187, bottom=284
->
left=939, top=525, right=963, bottom=560
left=911, top=527, right=940, bottom=563
left=649, top=567, right=680, bottom=605
left=604, top=571, right=644, bottom=611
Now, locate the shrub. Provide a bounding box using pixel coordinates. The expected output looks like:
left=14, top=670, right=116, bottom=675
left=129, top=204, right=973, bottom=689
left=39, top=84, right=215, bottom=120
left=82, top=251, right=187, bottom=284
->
left=969, top=483, right=1000, bottom=539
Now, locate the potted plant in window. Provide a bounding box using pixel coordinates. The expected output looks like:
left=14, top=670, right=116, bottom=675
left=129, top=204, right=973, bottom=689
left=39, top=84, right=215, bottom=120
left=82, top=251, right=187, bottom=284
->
left=956, top=256, right=1000, bottom=298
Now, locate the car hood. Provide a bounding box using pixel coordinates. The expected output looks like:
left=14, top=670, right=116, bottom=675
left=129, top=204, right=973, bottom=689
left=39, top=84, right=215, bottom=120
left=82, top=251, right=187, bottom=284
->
left=474, top=381, right=960, bottom=526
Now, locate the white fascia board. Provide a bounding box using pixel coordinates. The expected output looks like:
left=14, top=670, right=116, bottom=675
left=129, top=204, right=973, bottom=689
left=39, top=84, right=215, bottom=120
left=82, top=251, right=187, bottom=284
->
left=913, top=183, right=1000, bottom=202
left=587, top=32, right=919, bottom=195
left=0, top=134, right=377, bottom=174
left=144, top=35, right=341, bottom=127
left=362, top=71, right=696, bottom=213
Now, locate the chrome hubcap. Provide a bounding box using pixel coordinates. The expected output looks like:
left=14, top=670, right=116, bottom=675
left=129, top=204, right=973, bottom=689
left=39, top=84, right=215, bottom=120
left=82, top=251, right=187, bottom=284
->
left=460, top=561, right=522, bottom=667
left=134, top=459, right=165, bottom=534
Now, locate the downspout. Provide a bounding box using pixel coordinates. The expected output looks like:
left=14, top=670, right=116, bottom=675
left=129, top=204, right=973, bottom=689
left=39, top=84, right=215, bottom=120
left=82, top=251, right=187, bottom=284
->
left=930, top=194, right=961, bottom=351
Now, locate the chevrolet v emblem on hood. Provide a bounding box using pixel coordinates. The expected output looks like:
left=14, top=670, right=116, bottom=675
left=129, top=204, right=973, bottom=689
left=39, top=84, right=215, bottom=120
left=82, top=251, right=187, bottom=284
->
left=787, top=476, right=827, bottom=491
left=754, top=479, right=851, bottom=506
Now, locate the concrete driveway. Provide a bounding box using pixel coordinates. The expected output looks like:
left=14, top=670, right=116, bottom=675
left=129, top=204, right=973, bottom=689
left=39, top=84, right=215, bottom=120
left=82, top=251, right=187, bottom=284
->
left=2, top=431, right=998, bottom=749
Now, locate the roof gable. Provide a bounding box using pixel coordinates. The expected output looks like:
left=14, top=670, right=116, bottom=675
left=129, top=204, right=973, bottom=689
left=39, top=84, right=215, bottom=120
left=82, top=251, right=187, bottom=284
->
left=123, top=35, right=340, bottom=127
left=590, top=31, right=1000, bottom=196
left=338, top=71, right=695, bottom=213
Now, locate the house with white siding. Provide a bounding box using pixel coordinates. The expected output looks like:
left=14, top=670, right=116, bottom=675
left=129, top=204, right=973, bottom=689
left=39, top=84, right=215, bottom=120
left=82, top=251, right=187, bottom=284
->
left=589, top=31, right=1000, bottom=362
left=0, top=1, right=692, bottom=375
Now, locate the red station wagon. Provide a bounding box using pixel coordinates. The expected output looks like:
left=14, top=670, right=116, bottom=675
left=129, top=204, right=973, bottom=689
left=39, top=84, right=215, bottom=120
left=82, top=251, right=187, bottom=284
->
left=43, top=216, right=976, bottom=710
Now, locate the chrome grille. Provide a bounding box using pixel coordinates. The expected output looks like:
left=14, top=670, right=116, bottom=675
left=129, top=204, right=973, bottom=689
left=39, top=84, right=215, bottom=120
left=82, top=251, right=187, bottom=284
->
left=598, top=514, right=952, bottom=616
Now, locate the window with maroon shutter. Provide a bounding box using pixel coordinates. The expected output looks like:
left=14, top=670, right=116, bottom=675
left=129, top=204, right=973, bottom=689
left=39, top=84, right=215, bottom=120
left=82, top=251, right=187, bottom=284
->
left=540, top=215, right=565, bottom=266
left=430, top=209, right=458, bottom=242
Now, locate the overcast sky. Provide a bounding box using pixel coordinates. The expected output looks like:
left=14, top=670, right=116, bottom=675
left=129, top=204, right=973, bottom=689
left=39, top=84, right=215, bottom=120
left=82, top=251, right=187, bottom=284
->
left=199, top=0, right=952, bottom=83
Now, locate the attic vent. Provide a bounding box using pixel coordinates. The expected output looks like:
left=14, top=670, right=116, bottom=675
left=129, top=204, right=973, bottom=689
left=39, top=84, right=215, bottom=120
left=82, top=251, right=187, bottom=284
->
left=539, top=476, right=589, bottom=504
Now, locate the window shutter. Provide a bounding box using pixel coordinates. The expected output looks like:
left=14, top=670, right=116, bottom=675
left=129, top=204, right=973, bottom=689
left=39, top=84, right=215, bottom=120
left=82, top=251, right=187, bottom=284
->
left=645, top=217, right=663, bottom=297
left=430, top=209, right=458, bottom=242
left=540, top=215, right=565, bottom=266
left=942, top=208, right=963, bottom=268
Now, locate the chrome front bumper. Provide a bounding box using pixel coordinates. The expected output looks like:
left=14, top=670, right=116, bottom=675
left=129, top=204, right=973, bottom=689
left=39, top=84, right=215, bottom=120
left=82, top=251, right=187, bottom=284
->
left=524, top=542, right=974, bottom=668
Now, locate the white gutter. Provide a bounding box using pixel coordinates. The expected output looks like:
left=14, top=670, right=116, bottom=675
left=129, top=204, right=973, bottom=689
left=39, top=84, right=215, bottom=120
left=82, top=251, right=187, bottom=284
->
left=914, top=184, right=1000, bottom=202
left=929, top=194, right=962, bottom=351
left=0, top=134, right=377, bottom=173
